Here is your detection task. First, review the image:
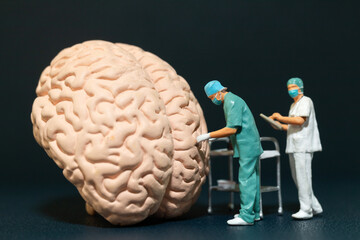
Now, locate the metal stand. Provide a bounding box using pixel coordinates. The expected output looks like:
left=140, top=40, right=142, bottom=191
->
left=207, top=137, right=283, bottom=217
left=259, top=137, right=283, bottom=217
left=207, top=137, right=234, bottom=213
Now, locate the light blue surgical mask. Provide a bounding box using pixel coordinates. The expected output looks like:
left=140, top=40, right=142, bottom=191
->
left=212, top=93, right=222, bottom=105
left=288, top=89, right=299, bottom=98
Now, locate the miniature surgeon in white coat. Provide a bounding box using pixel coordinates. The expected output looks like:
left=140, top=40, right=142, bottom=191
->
left=270, top=77, right=323, bottom=220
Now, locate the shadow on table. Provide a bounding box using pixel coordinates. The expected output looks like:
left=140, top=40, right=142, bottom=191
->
left=36, top=195, right=209, bottom=228
left=205, top=202, right=299, bottom=217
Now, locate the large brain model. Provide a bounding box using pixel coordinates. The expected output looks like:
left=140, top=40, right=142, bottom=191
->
left=31, top=40, right=209, bottom=225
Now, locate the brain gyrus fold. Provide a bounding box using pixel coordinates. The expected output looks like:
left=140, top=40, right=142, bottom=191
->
left=31, top=40, right=209, bottom=225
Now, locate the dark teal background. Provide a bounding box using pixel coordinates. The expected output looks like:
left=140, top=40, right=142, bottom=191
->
left=1, top=0, right=359, bottom=239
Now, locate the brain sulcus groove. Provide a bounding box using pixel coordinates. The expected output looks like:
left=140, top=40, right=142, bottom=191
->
left=31, top=40, right=209, bottom=226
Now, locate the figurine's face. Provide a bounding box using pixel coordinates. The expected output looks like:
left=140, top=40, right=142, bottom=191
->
left=208, top=91, right=221, bottom=101
left=287, top=84, right=300, bottom=92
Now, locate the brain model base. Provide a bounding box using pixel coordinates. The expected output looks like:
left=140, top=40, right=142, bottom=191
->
left=31, top=40, right=210, bottom=226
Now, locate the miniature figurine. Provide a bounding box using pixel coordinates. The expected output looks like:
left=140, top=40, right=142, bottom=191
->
left=269, top=77, right=323, bottom=220
left=197, top=80, right=263, bottom=226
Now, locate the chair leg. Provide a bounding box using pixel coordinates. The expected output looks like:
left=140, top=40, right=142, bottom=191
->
left=277, top=156, right=283, bottom=215
left=228, top=192, right=234, bottom=210
left=259, top=159, right=263, bottom=218
left=208, top=188, right=213, bottom=214
left=208, top=161, right=213, bottom=214
left=228, top=155, right=234, bottom=210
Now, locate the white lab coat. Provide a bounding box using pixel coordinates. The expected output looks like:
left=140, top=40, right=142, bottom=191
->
left=286, top=96, right=322, bottom=153
left=286, top=96, right=322, bottom=214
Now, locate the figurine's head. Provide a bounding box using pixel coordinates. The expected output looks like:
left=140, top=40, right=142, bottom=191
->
left=287, top=77, right=304, bottom=98
left=204, top=80, right=227, bottom=105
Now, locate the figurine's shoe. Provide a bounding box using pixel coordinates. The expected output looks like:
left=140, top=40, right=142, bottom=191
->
left=312, top=207, right=323, bottom=215
left=233, top=214, right=261, bottom=221
left=291, top=210, right=313, bottom=220
left=227, top=217, right=254, bottom=226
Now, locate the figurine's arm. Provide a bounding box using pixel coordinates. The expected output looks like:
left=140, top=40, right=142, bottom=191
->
left=270, top=112, right=306, bottom=126
left=269, top=119, right=289, bottom=131
left=196, top=127, right=237, bottom=143
left=280, top=123, right=289, bottom=131
left=210, top=127, right=237, bottom=138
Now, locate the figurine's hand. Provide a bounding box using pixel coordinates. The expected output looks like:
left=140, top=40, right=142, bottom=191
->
left=196, top=133, right=211, bottom=143
left=271, top=120, right=281, bottom=130
left=270, top=112, right=282, bottom=120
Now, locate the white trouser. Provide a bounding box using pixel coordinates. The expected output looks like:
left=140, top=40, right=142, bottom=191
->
left=289, top=153, right=322, bottom=213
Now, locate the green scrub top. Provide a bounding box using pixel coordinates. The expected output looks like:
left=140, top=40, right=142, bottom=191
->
left=223, top=92, right=263, bottom=159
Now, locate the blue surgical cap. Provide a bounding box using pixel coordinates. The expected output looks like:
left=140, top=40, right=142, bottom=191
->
left=204, top=80, right=227, bottom=97
left=287, top=77, right=304, bottom=93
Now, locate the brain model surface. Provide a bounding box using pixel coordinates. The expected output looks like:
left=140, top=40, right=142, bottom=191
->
left=31, top=40, right=209, bottom=225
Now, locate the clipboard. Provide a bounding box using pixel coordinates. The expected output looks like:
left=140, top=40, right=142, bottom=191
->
left=260, top=113, right=283, bottom=130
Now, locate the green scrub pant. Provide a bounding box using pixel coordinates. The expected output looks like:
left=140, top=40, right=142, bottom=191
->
left=236, top=156, right=260, bottom=223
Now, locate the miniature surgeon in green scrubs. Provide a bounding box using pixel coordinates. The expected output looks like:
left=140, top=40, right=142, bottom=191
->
left=197, top=80, right=263, bottom=226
